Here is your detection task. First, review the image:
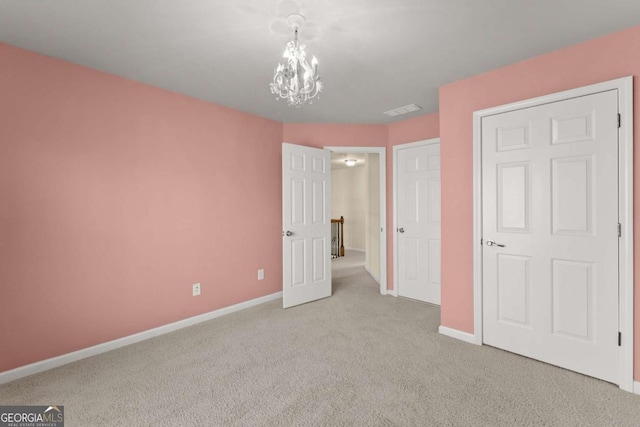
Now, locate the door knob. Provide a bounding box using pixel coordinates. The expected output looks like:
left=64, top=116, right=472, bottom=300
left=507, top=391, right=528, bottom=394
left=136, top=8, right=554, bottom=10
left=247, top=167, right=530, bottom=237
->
left=397, top=227, right=405, bottom=233
left=283, top=230, right=293, bottom=237
left=486, top=239, right=505, bottom=247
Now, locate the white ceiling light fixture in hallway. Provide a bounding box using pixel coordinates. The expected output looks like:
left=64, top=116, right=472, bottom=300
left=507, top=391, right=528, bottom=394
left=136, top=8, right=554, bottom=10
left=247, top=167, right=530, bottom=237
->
left=270, top=13, right=323, bottom=107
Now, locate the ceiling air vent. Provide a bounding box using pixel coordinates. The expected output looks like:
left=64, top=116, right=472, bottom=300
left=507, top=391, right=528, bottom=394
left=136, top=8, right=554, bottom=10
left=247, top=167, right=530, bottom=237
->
left=383, top=103, right=422, bottom=117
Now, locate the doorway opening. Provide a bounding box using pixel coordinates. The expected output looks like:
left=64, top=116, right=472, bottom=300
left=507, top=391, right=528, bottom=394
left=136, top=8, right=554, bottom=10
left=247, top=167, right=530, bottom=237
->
left=326, top=147, right=387, bottom=295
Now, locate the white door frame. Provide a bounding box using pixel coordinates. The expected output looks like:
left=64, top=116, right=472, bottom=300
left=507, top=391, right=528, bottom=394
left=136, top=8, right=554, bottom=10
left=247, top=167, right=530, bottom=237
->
left=471, top=77, right=634, bottom=392
left=392, top=138, right=441, bottom=297
left=325, top=146, right=388, bottom=295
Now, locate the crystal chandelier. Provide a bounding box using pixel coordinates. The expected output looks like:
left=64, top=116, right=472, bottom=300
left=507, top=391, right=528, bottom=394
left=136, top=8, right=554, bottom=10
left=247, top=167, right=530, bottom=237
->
left=270, top=14, right=323, bottom=107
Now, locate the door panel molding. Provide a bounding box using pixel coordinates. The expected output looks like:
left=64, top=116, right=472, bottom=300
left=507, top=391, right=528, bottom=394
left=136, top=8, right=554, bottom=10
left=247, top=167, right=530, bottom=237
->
left=471, top=77, right=634, bottom=392
left=282, top=143, right=332, bottom=308
left=393, top=138, right=441, bottom=301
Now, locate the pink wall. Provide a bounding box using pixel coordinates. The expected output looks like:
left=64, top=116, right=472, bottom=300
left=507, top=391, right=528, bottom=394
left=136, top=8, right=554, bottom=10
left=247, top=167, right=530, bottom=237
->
left=439, top=25, right=640, bottom=380
left=0, top=41, right=441, bottom=374
left=0, top=44, right=283, bottom=372
left=283, top=123, right=388, bottom=149
left=388, top=113, right=440, bottom=146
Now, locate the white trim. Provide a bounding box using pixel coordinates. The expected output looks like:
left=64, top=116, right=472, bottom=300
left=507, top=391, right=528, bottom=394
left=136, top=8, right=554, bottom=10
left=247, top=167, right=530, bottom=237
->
left=617, top=76, right=634, bottom=393
left=472, top=76, right=634, bottom=392
left=325, top=146, right=387, bottom=296
left=472, top=105, right=484, bottom=346
left=393, top=139, right=437, bottom=150
left=438, top=326, right=478, bottom=345
left=392, top=138, right=440, bottom=298
left=0, top=291, right=282, bottom=385
left=345, top=247, right=365, bottom=252
left=634, top=382, right=640, bottom=395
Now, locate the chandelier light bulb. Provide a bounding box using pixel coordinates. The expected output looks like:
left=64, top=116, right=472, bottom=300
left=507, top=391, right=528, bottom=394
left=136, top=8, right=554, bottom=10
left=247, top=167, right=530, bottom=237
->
left=345, top=159, right=357, bottom=167
left=270, top=14, right=323, bottom=107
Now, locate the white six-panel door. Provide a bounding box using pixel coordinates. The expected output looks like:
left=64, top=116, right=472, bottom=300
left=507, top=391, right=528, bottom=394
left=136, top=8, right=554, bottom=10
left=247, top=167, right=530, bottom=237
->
left=396, top=141, right=441, bottom=304
left=282, top=143, right=332, bottom=308
left=482, top=90, right=619, bottom=383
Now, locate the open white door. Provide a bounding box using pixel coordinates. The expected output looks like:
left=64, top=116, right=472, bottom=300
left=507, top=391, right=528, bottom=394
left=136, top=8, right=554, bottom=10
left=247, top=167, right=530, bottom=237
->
left=282, top=143, right=332, bottom=308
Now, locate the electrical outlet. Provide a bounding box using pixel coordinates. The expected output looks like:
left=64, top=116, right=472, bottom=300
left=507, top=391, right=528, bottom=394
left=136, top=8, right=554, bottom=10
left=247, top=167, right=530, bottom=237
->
left=192, top=283, right=201, bottom=296
left=257, top=269, right=265, bottom=280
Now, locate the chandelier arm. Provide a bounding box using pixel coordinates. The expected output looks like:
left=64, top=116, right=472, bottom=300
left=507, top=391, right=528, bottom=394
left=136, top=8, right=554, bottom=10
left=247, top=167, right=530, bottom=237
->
left=270, top=14, right=322, bottom=107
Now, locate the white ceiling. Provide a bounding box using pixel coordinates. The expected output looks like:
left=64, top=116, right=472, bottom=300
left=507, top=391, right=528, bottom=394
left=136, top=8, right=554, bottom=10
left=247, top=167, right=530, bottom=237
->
left=1, top=1, right=639, bottom=124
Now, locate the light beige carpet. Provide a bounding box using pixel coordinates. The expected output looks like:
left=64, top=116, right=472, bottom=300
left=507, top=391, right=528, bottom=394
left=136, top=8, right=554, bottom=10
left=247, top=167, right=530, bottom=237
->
left=1, top=250, right=640, bottom=426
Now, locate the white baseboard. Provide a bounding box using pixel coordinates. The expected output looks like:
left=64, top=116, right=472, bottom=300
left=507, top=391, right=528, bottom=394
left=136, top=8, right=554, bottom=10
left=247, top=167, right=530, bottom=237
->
left=438, top=325, right=478, bottom=345
left=345, top=247, right=365, bottom=252
left=364, top=266, right=380, bottom=284
left=387, top=288, right=398, bottom=297
left=0, top=291, right=283, bottom=385
left=634, top=381, right=640, bottom=395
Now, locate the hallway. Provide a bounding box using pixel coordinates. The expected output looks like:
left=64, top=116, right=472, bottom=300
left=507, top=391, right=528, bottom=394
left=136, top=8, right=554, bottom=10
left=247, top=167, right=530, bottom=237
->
left=332, top=250, right=379, bottom=295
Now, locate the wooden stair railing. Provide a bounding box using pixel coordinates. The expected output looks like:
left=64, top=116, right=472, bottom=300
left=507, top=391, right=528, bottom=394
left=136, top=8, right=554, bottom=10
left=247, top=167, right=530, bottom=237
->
left=331, top=216, right=345, bottom=258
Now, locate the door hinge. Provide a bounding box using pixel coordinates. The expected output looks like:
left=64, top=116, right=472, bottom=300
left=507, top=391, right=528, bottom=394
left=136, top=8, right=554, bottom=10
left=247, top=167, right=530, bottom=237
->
left=618, top=113, right=621, bottom=128
left=618, top=223, right=622, bottom=237
left=618, top=332, right=622, bottom=346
